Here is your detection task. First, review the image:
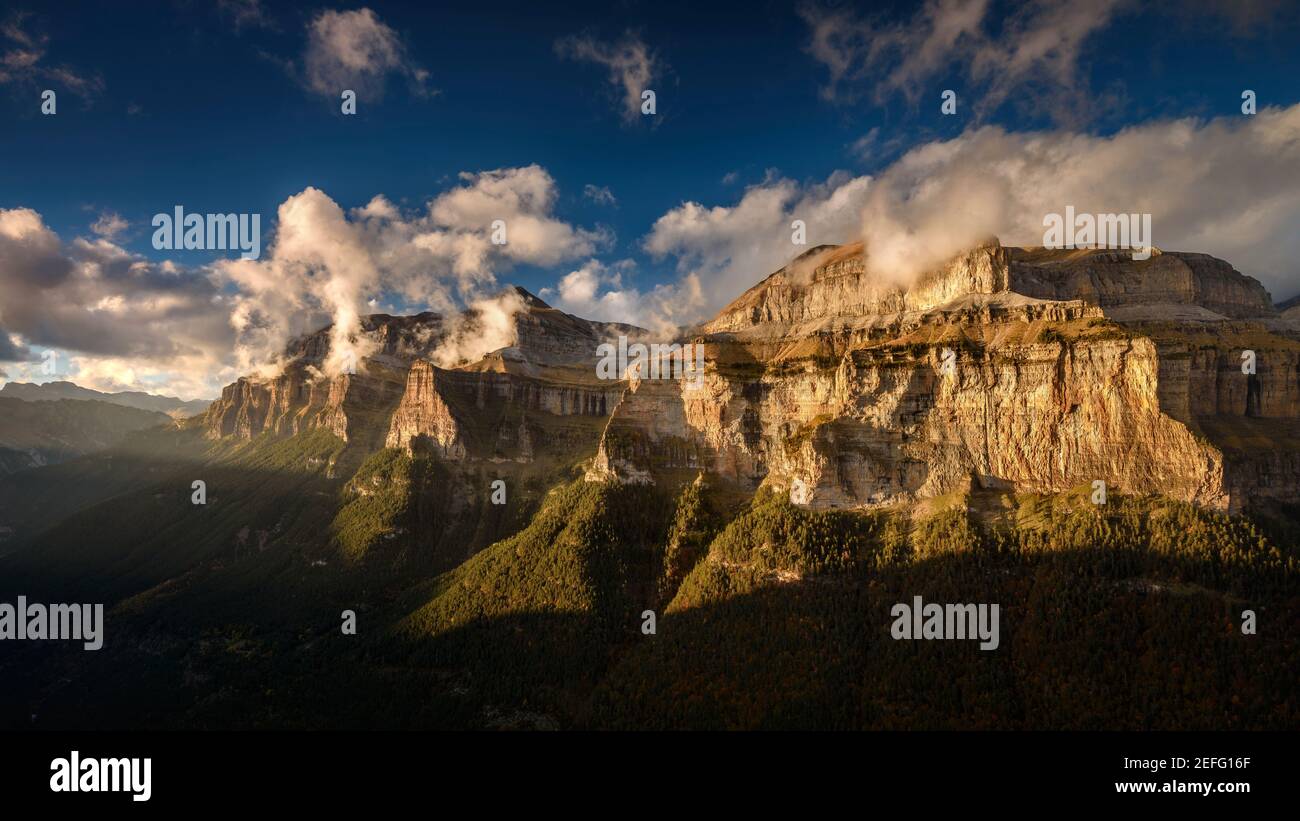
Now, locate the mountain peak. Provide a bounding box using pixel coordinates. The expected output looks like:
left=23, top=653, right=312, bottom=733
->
left=0, top=380, right=212, bottom=417
left=508, top=285, right=551, bottom=310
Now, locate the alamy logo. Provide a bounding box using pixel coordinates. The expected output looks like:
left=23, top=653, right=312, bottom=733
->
left=890, top=595, right=999, bottom=650
left=0, top=597, right=103, bottom=650
left=1042, top=206, right=1152, bottom=260
left=50, top=751, right=151, bottom=802
left=152, top=206, right=261, bottom=260
left=596, top=336, right=705, bottom=387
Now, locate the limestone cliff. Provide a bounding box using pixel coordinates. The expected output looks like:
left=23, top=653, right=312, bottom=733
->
left=204, top=289, right=635, bottom=466
left=591, top=242, right=1300, bottom=513
left=200, top=243, right=1300, bottom=514
left=383, top=360, right=623, bottom=461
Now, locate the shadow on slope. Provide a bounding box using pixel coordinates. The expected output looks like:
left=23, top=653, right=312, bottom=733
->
left=2, top=479, right=1295, bottom=731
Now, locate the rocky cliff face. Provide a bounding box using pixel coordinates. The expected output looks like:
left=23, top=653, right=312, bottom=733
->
left=1007, top=247, right=1276, bottom=319
left=204, top=289, right=633, bottom=465
left=591, top=242, right=1300, bottom=513
left=705, top=240, right=1275, bottom=338
left=203, top=363, right=408, bottom=445
left=594, top=334, right=1229, bottom=508
left=704, top=242, right=1013, bottom=334
left=383, top=360, right=623, bottom=460
left=203, top=312, right=444, bottom=443
left=201, top=242, right=1300, bottom=514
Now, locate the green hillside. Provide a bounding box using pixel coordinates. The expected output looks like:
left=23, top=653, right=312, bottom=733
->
left=1, top=423, right=1296, bottom=731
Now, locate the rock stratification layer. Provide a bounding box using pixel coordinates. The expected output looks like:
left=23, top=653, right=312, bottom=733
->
left=204, top=289, right=637, bottom=465
left=591, top=241, right=1300, bottom=513
left=201, top=243, right=1299, bottom=513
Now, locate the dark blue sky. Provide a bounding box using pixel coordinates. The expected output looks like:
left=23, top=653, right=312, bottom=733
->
left=4, top=0, right=1298, bottom=297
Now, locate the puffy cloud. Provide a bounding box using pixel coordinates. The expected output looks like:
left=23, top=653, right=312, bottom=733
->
left=302, top=7, right=431, bottom=99
left=90, top=211, right=129, bottom=240
left=214, top=165, right=604, bottom=377
left=430, top=290, right=526, bottom=367
left=856, top=104, right=1300, bottom=298
left=619, top=105, right=1300, bottom=330
left=224, top=187, right=381, bottom=377
left=555, top=32, right=659, bottom=123
left=425, top=165, right=608, bottom=267
left=641, top=171, right=872, bottom=319
left=542, top=258, right=703, bottom=336
left=1, top=165, right=603, bottom=396
left=0, top=208, right=232, bottom=398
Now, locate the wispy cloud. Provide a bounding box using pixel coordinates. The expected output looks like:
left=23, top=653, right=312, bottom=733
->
left=583, top=184, right=617, bottom=206
left=0, top=12, right=104, bottom=98
left=555, top=31, right=659, bottom=124
left=798, top=0, right=1126, bottom=124
left=217, top=0, right=274, bottom=32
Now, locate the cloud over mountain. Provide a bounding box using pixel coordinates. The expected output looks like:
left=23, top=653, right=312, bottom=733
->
left=7, top=97, right=1300, bottom=402
left=561, top=103, right=1300, bottom=331
left=857, top=104, right=1300, bottom=296
left=1, top=165, right=606, bottom=396
left=214, top=165, right=608, bottom=379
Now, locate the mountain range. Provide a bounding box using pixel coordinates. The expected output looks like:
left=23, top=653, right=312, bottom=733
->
left=0, top=381, right=212, bottom=419
left=0, top=398, right=173, bottom=476
left=1, top=240, right=1297, bottom=730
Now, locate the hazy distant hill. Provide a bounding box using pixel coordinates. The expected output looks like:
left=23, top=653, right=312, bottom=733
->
left=0, top=380, right=212, bottom=418
left=0, top=396, right=173, bottom=476
left=1278, top=293, right=1300, bottom=319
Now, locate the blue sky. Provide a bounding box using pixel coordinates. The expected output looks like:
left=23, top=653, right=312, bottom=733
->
left=1, top=0, right=1299, bottom=398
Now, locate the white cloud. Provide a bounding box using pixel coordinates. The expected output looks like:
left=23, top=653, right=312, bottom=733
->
left=555, top=32, right=658, bottom=123
left=539, top=172, right=872, bottom=334
left=854, top=104, right=1300, bottom=298
left=641, top=171, right=872, bottom=319
left=302, top=8, right=431, bottom=99
left=0, top=208, right=231, bottom=398
left=615, top=104, right=1300, bottom=330
left=542, top=258, right=703, bottom=335
left=215, top=165, right=605, bottom=377
left=90, top=212, right=129, bottom=240
left=430, top=290, right=526, bottom=367
left=1, top=166, right=605, bottom=396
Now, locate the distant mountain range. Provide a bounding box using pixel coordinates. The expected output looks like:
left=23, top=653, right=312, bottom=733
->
left=0, top=396, right=172, bottom=476
left=0, top=380, right=212, bottom=418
